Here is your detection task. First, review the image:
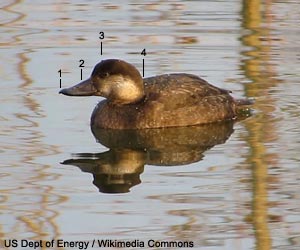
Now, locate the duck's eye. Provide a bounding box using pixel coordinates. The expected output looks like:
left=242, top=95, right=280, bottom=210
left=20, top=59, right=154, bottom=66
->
left=98, top=72, right=110, bottom=78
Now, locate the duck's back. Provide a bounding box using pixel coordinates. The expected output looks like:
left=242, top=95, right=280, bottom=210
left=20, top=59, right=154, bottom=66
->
left=91, top=73, right=237, bottom=129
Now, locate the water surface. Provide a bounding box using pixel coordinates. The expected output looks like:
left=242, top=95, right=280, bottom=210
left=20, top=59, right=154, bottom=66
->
left=1, top=1, right=300, bottom=249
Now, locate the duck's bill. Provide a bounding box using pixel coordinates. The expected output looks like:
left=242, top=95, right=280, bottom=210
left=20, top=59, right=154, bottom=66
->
left=59, top=78, right=97, bottom=96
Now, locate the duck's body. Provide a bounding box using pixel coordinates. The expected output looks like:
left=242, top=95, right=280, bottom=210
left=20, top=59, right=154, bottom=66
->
left=60, top=59, right=250, bottom=129
left=91, top=73, right=236, bottom=129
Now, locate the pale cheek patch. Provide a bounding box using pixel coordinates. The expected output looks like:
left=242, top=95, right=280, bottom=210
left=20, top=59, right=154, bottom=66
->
left=111, top=76, right=142, bottom=102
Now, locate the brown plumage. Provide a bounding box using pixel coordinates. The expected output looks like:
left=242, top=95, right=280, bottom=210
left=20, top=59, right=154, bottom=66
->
left=59, top=59, right=251, bottom=129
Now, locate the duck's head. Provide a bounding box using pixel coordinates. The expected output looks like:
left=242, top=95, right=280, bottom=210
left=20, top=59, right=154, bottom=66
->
left=59, top=59, right=145, bottom=105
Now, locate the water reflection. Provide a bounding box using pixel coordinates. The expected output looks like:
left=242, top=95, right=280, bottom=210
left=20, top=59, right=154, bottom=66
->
left=1, top=0, right=299, bottom=247
left=61, top=122, right=234, bottom=193
left=0, top=27, right=64, bottom=246
left=241, top=0, right=283, bottom=249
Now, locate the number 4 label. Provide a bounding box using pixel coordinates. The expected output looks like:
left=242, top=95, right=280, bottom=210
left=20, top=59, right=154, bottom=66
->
left=141, top=48, right=146, bottom=56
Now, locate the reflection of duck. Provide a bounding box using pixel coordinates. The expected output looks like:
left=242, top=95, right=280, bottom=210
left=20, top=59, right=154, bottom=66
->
left=62, top=149, right=145, bottom=194
left=91, top=121, right=234, bottom=166
left=61, top=122, right=234, bottom=193
left=59, top=59, right=251, bottom=129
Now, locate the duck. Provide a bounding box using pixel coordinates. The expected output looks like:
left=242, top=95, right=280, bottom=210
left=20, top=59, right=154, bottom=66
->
left=59, top=59, right=251, bottom=129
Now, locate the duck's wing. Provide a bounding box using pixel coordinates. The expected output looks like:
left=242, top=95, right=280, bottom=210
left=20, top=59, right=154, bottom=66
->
left=143, top=73, right=232, bottom=107
left=140, top=73, right=236, bottom=126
